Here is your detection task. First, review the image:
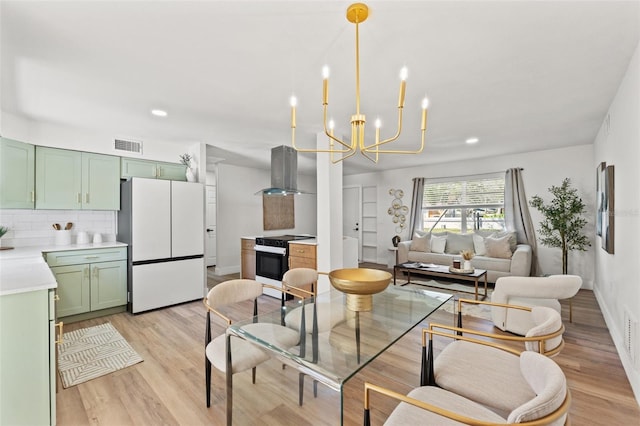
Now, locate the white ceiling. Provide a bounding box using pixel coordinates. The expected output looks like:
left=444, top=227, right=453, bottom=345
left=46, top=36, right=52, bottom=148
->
left=1, top=1, right=639, bottom=175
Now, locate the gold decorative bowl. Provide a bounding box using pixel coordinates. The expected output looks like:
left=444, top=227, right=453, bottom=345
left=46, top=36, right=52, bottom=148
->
left=329, top=268, right=392, bottom=311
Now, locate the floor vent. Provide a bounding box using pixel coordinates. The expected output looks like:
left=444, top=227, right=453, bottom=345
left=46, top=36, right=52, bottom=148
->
left=114, top=138, right=143, bottom=154
left=624, top=308, right=638, bottom=370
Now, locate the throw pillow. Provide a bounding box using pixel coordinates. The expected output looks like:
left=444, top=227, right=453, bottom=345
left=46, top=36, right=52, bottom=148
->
left=484, top=234, right=513, bottom=259
left=473, top=234, right=487, bottom=256
left=410, top=233, right=430, bottom=252
left=445, top=233, right=474, bottom=254
left=492, top=230, right=518, bottom=252
left=430, top=235, right=447, bottom=254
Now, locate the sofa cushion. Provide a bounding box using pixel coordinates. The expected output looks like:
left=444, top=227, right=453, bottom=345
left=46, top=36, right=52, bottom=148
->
left=484, top=234, right=513, bottom=259
left=445, top=233, right=474, bottom=254
left=431, top=235, right=447, bottom=253
left=410, top=233, right=430, bottom=252
left=473, top=234, right=487, bottom=256
left=471, top=256, right=511, bottom=273
left=407, top=252, right=453, bottom=265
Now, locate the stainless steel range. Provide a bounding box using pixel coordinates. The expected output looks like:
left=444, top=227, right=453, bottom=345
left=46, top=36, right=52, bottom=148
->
left=254, top=235, right=314, bottom=298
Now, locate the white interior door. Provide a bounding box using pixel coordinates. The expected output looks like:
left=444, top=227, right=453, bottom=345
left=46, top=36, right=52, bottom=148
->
left=343, top=185, right=362, bottom=261
left=205, top=185, right=217, bottom=266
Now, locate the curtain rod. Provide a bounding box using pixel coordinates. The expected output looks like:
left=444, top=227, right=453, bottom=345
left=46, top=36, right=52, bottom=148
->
left=415, top=168, right=524, bottom=181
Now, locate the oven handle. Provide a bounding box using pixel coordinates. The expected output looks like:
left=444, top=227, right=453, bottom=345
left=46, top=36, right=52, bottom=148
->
left=254, top=245, right=287, bottom=255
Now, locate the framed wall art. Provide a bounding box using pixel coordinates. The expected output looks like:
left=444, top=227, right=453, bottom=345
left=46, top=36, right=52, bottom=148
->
left=601, top=164, right=615, bottom=254
left=596, top=162, right=606, bottom=237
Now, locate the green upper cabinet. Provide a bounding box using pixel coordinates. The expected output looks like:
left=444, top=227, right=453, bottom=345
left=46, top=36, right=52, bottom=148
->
left=36, top=147, right=120, bottom=210
left=82, top=153, right=120, bottom=209
left=120, top=158, right=157, bottom=179
left=121, top=157, right=186, bottom=181
left=157, top=162, right=187, bottom=181
left=0, top=138, right=35, bottom=209
left=35, top=147, right=82, bottom=209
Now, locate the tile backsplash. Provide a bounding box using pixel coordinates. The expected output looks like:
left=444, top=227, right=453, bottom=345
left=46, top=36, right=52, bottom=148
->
left=0, top=209, right=117, bottom=247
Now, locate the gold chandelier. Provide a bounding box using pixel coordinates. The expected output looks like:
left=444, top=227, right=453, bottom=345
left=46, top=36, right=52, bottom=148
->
left=290, top=2, right=429, bottom=164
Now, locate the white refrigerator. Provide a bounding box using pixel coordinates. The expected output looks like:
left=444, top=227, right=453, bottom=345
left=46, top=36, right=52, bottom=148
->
left=118, top=178, right=205, bottom=313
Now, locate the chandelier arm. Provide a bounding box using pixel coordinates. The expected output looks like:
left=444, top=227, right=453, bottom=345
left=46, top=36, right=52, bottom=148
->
left=331, top=147, right=358, bottom=164
left=363, top=128, right=426, bottom=155
left=359, top=147, right=379, bottom=163
left=363, top=108, right=404, bottom=150
left=324, top=105, right=356, bottom=152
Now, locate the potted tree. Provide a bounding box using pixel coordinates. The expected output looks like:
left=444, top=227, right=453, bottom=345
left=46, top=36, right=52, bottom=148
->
left=529, top=178, right=590, bottom=274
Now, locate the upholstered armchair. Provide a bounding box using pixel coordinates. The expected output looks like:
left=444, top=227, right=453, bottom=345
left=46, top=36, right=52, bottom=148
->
left=491, top=275, right=582, bottom=335
left=363, top=308, right=570, bottom=424
left=364, top=351, right=571, bottom=425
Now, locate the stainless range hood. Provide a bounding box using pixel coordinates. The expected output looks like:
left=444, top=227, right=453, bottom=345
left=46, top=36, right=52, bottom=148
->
left=255, top=145, right=313, bottom=195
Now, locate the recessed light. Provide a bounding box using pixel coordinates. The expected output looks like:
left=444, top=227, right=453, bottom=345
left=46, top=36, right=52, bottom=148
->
left=465, top=137, right=479, bottom=144
left=151, top=109, right=168, bottom=117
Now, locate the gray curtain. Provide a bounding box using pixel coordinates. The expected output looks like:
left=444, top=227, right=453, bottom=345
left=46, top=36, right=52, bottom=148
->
left=504, top=168, right=539, bottom=276
left=408, top=177, right=425, bottom=239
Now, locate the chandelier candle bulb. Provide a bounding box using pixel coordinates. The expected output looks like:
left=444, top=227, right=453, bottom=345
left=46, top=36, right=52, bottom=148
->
left=322, top=66, right=329, bottom=105
left=290, top=96, right=297, bottom=128
left=421, top=98, right=429, bottom=130
left=398, top=67, right=407, bottom=107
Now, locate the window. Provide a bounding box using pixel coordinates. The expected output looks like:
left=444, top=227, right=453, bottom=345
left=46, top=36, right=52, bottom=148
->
left=421, top=173, right=505, bottom=234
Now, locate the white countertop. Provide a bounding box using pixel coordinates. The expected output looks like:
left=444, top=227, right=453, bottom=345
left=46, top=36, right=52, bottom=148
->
left=0, top=242, right=127, bottom=296
left=289, top=238, right=317, bottom=245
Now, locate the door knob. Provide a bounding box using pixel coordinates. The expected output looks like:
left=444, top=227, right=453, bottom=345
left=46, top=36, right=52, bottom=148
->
left=206, top=228, right=214, bottom=232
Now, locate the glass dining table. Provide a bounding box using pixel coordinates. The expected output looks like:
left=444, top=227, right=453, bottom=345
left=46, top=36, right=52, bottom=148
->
left=226, top=284, right=452, bottom=424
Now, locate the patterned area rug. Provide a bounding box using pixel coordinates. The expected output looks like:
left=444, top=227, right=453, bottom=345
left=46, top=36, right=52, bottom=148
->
left=403, top=279, right=493, bottom=321
left=58, top=322, right=143, bottom=388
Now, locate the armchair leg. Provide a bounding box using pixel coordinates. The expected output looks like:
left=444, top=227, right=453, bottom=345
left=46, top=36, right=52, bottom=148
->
left=363, top=408, right=371, bottom=426
left=252, top=366, right=257, bottom=384
left=299, top=373, right=305, bottom=406
left=206, top=357, right=212, bottom=407
left=569, top=299, right=573, bottom=323
left=421, top=339, right=436, bottom=386
left=313, top=380, right=318, bottom=397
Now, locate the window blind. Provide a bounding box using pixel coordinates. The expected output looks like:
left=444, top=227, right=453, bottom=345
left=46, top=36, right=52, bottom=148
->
left=423, top=174, right=505, bottom=209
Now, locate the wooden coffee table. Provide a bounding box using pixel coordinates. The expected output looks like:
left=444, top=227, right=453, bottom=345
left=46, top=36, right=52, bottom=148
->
left=393, top=262, right=488, bottom=300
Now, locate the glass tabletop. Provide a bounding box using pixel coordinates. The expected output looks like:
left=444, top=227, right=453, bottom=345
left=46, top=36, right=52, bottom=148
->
left=227, top=285, right=452, bottom=391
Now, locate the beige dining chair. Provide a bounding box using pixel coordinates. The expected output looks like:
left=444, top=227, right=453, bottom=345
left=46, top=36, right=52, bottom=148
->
left=204, top=279, right=300, bottom=425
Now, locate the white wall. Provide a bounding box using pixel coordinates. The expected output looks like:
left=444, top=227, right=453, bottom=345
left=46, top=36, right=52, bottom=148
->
left=1, top=112, right=192, bottom=164
left=344, top=144, right=596, bottom=287
left=593, top=41, right=640, bottom=402
left=215, top=163, right=317, bottom=275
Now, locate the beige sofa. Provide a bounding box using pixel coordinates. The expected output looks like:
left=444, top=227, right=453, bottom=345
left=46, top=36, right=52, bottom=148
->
left=397, top=231, right=532, bottom=283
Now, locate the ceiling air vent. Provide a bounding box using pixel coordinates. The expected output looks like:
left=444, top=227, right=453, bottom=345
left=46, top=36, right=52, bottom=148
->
left=114, top=138, right=143, bottom=154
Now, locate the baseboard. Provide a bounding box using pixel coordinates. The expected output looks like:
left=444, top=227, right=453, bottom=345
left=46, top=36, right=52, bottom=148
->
left=213, top=265, right=240, bottom=276
left=593, top=286, right=640, bottom=406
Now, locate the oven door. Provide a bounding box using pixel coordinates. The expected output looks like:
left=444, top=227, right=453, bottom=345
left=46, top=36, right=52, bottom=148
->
left=255, top=246, right=288, bottom=281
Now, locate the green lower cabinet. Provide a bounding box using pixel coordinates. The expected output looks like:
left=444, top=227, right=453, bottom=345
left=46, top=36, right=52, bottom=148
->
left=47, top=247, right=128, bottom=320
left=90, top=260, right=127, bottom=310
left=0, top=289, right=55, bottom=425
left=52, top=264, right=90, bottom=317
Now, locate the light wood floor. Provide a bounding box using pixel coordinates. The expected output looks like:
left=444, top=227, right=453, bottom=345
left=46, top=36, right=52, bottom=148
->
left=56, top=266, right=640, bottom=425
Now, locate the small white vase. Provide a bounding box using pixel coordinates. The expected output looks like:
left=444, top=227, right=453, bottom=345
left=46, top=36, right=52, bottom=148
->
left=186, top=167, right=196, bottom=182
left=463, top=260, right=472, bottom=270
